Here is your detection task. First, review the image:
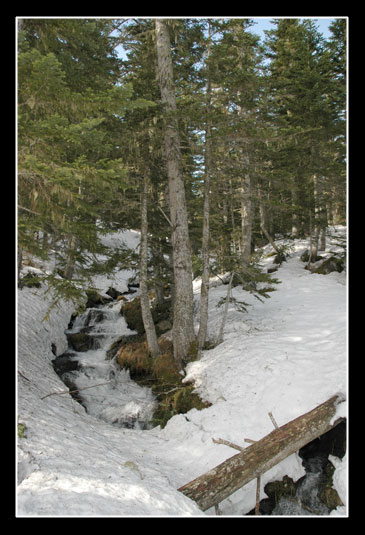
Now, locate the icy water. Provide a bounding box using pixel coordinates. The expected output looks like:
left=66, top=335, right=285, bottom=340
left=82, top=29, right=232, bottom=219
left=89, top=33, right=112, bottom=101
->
left=54, top=299, right=157, bottom=429
left=271, top=457, right=330, bottom=516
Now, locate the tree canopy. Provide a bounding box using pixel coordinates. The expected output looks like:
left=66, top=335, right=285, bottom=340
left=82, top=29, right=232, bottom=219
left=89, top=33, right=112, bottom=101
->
left=17, top=17, right=347, bottom=363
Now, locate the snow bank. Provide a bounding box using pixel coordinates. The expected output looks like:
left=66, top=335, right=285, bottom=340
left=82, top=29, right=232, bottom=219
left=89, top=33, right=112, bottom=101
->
left=17, top=228, right=347, bottom=516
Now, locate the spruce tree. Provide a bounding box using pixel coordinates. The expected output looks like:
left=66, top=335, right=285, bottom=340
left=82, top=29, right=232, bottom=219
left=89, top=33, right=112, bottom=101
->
left=18, top=18, right=154, bottom=299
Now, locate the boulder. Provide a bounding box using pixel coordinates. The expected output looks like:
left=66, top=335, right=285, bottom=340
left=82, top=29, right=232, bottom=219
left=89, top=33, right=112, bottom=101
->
left=85, top=289, right=112, bottom=308
left=52, top=353, right=80, bottom=375
left=106, top=287, right=123, bottom=300
left=310, top=255, right=345, bottom=275
left=67, top=332, right=92, bottom=352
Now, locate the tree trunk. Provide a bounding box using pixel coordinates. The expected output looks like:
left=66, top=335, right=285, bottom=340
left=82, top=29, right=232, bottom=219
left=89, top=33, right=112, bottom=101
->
left=198, top=22, right=212, bottom=351
left=258, top=185, right=281, bottom=255
left=311, top=174, right=321, bottom=259
left=178, top=394, right=345, bottom=511
left=239, top=172, right=252, bottom=267
left=140, top=174, right=160, bottom=358
left=216, top=272, right=234, bottom=346
left=155, top=19, right=195, bottom=369
left=63, top=235, right=77, bottom=280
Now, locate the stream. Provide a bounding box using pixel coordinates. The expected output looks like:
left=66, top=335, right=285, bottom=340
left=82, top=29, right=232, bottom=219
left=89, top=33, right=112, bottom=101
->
left=52, top=292, right=346, bottom=516
left=52, top=294, right=157, bottom=429
left=250, top=421, right=346, bottom=516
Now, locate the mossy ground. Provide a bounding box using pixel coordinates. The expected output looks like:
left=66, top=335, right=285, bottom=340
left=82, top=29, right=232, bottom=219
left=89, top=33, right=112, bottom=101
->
left=116, top=337, right=211, bottom=428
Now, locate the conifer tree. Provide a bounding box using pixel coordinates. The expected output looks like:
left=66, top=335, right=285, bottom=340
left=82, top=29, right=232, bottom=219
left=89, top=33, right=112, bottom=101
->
left=155, top=19, right=196, bottom=369
left=18, top=18, right=153, bottom=297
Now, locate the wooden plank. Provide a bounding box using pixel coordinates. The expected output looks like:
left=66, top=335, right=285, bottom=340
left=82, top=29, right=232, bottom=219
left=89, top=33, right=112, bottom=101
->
left=178, top=394, right=345, bottom=511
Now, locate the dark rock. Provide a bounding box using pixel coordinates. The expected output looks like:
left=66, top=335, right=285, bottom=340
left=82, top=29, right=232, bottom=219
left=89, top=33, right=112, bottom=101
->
left=155, top=319, right=172, bottom=336
left=310, top=255, right=345, bottom=275
left=85, top=308, right=105, bottom=326
left=85, top=289, right=112, bottom=308
left=106, top=287, right=123, bottom=300
left=67, top=332, right=92, bottom=352
left=265, top=475, right=296, bottom=502
left=52, top=353, right=80, bottom=375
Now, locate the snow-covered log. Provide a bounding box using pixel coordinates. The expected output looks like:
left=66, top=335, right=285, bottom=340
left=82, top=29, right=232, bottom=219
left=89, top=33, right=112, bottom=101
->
left=178, top=394, right=345, bottom=511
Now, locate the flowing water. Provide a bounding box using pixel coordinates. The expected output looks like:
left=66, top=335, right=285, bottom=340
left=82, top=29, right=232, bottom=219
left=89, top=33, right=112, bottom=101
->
left=271, top=456, right=330, bottom=515
left=54, top=298, right=157, bottom=429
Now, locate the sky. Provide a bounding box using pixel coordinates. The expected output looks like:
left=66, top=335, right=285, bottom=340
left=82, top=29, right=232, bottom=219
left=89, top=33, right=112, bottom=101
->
left=250, top=17, right=336, bottom=39
left=115, top=17, right=339, bottom=60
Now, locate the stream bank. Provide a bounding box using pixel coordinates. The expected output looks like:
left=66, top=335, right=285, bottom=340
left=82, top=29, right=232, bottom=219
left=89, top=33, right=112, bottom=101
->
left=52, top=289, right=210, bottom=430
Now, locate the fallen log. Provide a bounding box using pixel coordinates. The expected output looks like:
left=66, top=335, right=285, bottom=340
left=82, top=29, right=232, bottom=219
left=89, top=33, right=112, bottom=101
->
left=178, top=394, right=345, bottom=511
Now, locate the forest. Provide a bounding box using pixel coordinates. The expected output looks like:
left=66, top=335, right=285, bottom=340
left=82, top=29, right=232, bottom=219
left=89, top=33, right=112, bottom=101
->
left=17, top=17, right=346, bottom=371
left=17, top=17, right=347, bottom=517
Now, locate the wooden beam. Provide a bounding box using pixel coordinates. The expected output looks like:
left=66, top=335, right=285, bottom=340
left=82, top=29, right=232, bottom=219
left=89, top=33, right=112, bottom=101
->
left=178, top=394, right=345, bottom=511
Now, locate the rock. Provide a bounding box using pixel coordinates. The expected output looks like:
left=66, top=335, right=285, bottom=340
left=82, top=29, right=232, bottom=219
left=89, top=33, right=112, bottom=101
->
left=318, top=485, right=343, bottom=510
left=67, top=332, right=92, bottom=352
left=106, top=287, right=123, bottom=300
left=121, top=296, right=172, bottom=336
left=52, top=353, right=80, bottom=375
left=310, top=255, right=345, bottom=275
left=120, top=297, right=145, bottom=334
left=85, top=289, right=112, bottom=308
left=155, top=319, right=172, bottom=336
left=85, top=308, right=105, bottom=326
left=300, top=250, right=323, bottom=263
left=265, top=475, right=296, bottom=503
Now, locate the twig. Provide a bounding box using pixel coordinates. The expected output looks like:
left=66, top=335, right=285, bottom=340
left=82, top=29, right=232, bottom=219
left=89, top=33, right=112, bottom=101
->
left=212, top=437, right=244, bottom=452
left=18, top=205, right=41, bottom=216
left=255, top=475, right=261, bottom=515
left=18, top=370, right=31, bottom=382
left=41, top=381, right=111, bottom=400
left=268, top=411, right=279, bottom=429
left=244, top=438, right=257, bottom=444
left=157, top=205, right=174, bottom=228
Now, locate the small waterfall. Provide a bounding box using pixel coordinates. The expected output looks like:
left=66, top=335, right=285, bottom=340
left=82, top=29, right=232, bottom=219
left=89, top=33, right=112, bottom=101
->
left=253, top=422, right=346, bottom=516
left=53, top=297, right=157, bottom=429
left=271, top=456, right=330, bottom=515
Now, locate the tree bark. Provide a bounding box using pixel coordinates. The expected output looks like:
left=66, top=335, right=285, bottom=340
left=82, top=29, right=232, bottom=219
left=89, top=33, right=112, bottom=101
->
left=216, top=272, right=234, bottom=346
left=63, top=234, right=77, bottom=280
left=198, top=22, right=212, bottom=351
left=178, top=394, right=345, bottom=511
left=239, top=171, right=252, bottom=267
left=155, top=19, right=195, bottom=369
left=140, top=174, right=160, bottom=358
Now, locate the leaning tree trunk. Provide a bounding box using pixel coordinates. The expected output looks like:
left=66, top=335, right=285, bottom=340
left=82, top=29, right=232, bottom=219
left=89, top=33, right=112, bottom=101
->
left=155, top=19, right=195, bottom=369
left=140, top=174, right=160, bottom=358
left=178, top=394, right=345, bottom=511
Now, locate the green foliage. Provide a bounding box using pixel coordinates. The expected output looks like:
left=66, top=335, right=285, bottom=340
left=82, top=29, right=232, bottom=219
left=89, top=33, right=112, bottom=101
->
left=17, top=17, right=346, bottom=340
left=18, top=19, right=156, bottom=304
left=18, top=420, right=27, bottom=439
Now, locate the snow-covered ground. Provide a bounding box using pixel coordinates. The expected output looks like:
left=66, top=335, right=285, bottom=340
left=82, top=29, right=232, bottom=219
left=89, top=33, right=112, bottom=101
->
left=16, top=227, right=347, bottom=516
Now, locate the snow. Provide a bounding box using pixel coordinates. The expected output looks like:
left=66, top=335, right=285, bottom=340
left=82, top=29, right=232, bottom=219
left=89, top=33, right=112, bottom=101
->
left=17, top=227, right=347, bottom=517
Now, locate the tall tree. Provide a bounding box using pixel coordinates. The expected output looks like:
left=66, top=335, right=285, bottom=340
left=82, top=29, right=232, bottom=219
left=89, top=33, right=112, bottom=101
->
left=140, top=171, right=160, bottom=357
left=18, top=19, right=153, bottom=295
left=154, top=19, right=196, bottom=369
left=197, top=20, right=213, bottom=350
